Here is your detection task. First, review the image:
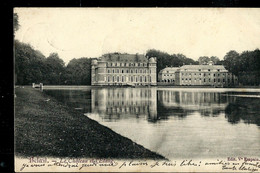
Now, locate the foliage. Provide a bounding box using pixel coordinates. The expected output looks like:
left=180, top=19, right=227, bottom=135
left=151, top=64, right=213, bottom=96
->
left=63, top=58, right=92, bottom=85
left=224, top=49, right=260, bottom=85
left=15, top=40, right=260, bottom=86
left=15, top=40, right=46, bottom=85
left=198, top=56, right=220, bottom=65
left=14, top=13, right=20, bottom=33
left=146, top=49, right=198, bottom=75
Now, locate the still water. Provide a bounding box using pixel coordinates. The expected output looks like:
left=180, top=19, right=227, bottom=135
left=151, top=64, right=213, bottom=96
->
left=44, top=87, right=260, bottom=160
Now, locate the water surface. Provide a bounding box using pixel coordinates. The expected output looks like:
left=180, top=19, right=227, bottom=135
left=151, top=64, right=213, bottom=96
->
left=44, top=87, right=260, bottom=160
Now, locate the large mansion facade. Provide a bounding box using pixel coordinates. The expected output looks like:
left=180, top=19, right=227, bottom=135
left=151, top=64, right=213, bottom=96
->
left=175, top=63, right=238, bottom=87
left=91, top=53, right=157, bottom=86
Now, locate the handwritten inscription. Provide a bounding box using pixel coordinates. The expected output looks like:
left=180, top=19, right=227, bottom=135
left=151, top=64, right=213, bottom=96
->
left=18, top=157, right=260, bottom=172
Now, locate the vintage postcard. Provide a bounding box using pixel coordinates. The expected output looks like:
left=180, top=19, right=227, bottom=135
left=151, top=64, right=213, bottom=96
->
left=14, top=8, right=260, bottom=172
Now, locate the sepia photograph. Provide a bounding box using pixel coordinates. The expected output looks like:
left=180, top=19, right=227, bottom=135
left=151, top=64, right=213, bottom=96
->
left=14, top=8, right=260, bottom=172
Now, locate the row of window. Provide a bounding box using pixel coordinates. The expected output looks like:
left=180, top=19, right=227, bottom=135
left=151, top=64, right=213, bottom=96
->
left=107, top=62, right=148, bottom=67
left=184, top=69, right=221, bottom=72
left=107, top=69, right=152, bottom=74
left=182, top=78, right=229, bottom=83
left=106, top=76, right=152, bottom=83
left=163, top=74, right=174, bottom=77
left=181, top=73, right=228, bottom=77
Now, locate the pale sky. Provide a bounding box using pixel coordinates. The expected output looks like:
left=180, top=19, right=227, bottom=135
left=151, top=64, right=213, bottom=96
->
left=14, top=8, right=260, bottom=64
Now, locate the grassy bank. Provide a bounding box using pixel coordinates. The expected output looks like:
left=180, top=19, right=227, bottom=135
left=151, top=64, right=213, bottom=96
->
left=14, top=87, right=165, bottom=160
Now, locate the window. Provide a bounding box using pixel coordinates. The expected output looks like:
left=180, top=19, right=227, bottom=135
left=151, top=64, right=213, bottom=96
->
left=140, top=69, right=142, bottom=73
left=136, top=69, right=138, bottom=73
left=140, top=76, right=142, bottom=82
left=122, top=76, right=124, bottom=82
left=214, top=74, right=216, bottom=77
left=144, top=70, right=146, bottom=73
left=108, top=69, right=110, bottom=73
left=208, top=69, right=210, bottom=71
left=138, top=63, right=140, bottom=66
left=116, top=69, right=119, bottom=73
left=214, top=79, right=216, bottom=82
left=115, top=63, right=117, bottom=67
left=126, top=69, right=129, bottom=73
left=204, top=79, right=206, bottom=82
left=199, top=69, right=201, bottom=71
left=122, top=69, right=124, bottom=73
left=117, top=76, right=119, bottom=82
left=218, top=79, right=220, bottom=82
left=223, top=79, right=225, bottom=82
left=209, top=79, right=211, bottom=82
left=108, top=76, right=110, bottom=82
left=112, top=69, right=115, bottom=73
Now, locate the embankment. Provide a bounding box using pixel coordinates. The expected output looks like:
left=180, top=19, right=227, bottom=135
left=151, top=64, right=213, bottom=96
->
left=14, top=87, right=166, bottom=160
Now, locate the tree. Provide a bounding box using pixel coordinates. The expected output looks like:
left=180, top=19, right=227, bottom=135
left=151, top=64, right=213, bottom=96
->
left=146, top=49, right=197, bottom=81
left=223, top=50, right=239, bottom=76
left=15, top=40, right=46, bottom=85
left=64, top=58, right=92, bottom=85
left=44, top=53, right=65, bottom=84
left=209, top=56, right=220, bottom=65
left=14, top=13, right=20, bottom=33
left=198, top=56, right=210, bottom=65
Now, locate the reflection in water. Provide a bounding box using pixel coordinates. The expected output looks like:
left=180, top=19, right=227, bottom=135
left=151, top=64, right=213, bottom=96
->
left=225, top=97, right=260, bottom=126
left=44, top=88, right=260, bottom=159
left=91, top=88, right=158, bottom=122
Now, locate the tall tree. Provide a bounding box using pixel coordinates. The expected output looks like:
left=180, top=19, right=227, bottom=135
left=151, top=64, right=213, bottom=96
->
left=223, top=50, right=239, bottom=76
left=210, top=56, right=220, bottom=65
left=45, top=53, right=65, bottom=84
left=14, top=13, right=20, bottom=33
left=64, top=58, right=92, bottom=85
left=15, top=40, right=46, bottom=85
left=198, top=56, right=210, bottom=65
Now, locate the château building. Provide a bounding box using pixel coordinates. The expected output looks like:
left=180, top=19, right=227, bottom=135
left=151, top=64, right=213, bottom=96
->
left=91, top=53, right=157, bottom=86
left=175, top=62, right=238, bottom=87
left=158, top=67, right=179, bottom=84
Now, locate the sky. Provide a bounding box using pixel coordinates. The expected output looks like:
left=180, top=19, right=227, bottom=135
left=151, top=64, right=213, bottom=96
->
left=14, top=8, right=260, bottom=64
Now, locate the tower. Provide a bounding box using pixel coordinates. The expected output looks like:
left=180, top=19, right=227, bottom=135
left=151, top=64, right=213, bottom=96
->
left=96, top=57, right=107, bottom=86
left=148, top=57, right=157, bottom=85
left=91, top=59, right=98, bottom=85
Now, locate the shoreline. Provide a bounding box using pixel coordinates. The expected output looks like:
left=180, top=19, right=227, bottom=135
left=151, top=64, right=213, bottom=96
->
left=16, top=84, right=260, bottom=90
left=14, top=87, right=166, bottom=160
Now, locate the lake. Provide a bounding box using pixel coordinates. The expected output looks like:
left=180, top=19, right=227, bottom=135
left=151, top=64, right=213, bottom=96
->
left=43, top=87, right=260, bottom=160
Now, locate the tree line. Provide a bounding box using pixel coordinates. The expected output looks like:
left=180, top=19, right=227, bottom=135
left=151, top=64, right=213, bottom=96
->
left=14, top=40, right=260, bottom=86
left=15, top=40, right=92, bottom=85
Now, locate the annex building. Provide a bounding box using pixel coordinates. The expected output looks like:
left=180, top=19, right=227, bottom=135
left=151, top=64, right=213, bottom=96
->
left=175, top=62, right=238, bottom=87
left=158, top=67, right=179, bottom=84
left=91, top=53, right=157, bottom=86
